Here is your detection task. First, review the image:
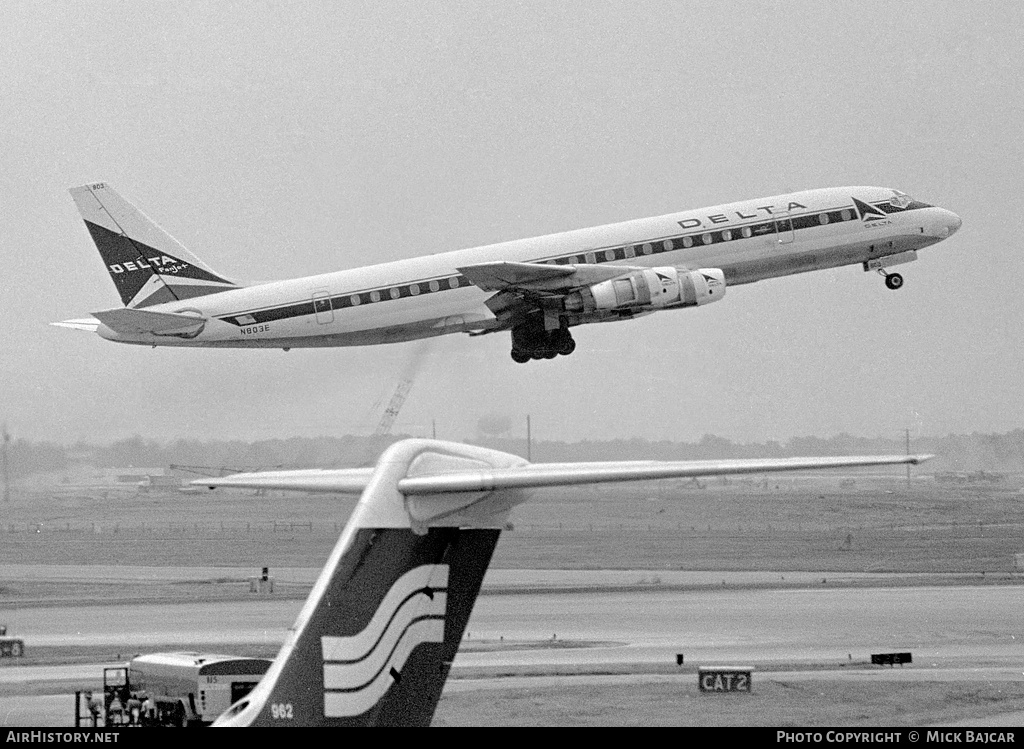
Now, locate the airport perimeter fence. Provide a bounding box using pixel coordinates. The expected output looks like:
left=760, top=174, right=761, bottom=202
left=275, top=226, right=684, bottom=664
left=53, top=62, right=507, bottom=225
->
left=3, top=520, right=1023, bottom=571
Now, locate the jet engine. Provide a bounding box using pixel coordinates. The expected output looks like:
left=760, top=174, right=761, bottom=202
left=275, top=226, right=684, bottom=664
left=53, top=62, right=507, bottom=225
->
left=563, top=267, right=726, bottom=313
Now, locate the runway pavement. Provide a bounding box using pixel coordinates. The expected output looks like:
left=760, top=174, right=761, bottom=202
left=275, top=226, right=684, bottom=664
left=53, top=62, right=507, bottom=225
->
left=1, top=570, right=1022, bottom=726
left=0, top=564, right=967, bottom=587
left=5, top=578, right=1022, bottom=663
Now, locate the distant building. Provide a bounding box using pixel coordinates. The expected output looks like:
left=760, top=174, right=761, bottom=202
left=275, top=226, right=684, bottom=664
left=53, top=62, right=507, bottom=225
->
left=137, top=474, right=184, bottom=492
left=935, top=471, right=1006, bottom=485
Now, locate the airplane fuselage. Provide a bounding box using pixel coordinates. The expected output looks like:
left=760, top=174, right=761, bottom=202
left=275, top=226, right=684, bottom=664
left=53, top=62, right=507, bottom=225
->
left=86, top=185, right=961, bottom=349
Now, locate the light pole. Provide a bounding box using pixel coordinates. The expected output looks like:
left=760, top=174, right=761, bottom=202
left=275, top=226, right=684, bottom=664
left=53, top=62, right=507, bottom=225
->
left=905, top=428, right=912, bottom=490
left=526, top=415, right=532, bottom=462
left=2, top=424, right=10, bottom=504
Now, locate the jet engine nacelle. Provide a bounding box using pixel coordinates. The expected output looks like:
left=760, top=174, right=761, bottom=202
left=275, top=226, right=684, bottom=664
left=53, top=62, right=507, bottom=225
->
left=564, top=267, right=726, bottom=313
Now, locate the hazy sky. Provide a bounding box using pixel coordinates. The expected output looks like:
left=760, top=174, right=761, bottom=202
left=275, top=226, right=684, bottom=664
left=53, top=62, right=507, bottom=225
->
left=1, top=1, right=1021, bottom=445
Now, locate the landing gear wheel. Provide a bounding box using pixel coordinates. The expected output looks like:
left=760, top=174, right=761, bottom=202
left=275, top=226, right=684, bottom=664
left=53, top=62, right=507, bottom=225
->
left=885, top=273, right=904, bottom=290
left=510, top=318, right=574, bottom=361
left=549, top=329, right=576, bottom=356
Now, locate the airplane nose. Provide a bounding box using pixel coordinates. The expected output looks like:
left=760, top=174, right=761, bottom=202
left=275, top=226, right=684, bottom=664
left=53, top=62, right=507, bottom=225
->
left=935, top=209, right=961, bottom=238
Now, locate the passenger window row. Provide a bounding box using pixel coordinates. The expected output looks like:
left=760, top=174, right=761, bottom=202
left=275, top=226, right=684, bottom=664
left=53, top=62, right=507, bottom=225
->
left=227, top=205, right=863, bottom=326
left=546, top=208, right=857, bottom=267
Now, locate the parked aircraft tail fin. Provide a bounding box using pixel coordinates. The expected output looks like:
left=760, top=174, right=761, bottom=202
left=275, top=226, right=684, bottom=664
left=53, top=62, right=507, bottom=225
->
left=208, top=439, right=932, bottom=727
left=68, top=182, right=241, bottom=309
left=212, top=440, right=523, bottom=727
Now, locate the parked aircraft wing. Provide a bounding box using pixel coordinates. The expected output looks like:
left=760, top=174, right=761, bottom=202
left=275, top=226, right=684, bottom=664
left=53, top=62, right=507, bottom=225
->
left=196, top=445, right=932, bottom=495
left=457, top=261, right=640, bottom=293
left=92, top=308, right=207, bottom=337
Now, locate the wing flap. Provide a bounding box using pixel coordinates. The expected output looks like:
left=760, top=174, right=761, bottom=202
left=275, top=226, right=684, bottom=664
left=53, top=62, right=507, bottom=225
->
left=457, top=261, right=640, bottom=293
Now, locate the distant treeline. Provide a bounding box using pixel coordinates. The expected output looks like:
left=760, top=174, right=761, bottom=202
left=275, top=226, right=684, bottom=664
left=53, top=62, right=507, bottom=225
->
left=4, top=441, right=69, bottom=479
left=8, top=429, right=1024, bottom=477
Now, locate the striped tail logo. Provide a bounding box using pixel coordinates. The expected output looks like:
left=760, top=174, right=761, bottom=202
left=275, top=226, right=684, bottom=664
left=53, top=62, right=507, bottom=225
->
left=321, top=563, right=449, bottom=718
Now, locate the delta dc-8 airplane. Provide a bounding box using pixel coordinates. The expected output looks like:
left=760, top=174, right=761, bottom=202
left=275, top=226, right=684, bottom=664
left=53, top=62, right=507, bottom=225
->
left=56, top=182, right=960, bottom=362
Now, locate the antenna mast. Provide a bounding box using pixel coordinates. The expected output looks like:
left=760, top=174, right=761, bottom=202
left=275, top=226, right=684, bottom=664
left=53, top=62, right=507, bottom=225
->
left=2, top=424, right=10, bottom=504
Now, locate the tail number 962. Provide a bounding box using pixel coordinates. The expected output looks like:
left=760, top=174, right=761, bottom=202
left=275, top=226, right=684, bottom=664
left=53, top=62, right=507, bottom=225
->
left=271, top=703, right=294, bottom=720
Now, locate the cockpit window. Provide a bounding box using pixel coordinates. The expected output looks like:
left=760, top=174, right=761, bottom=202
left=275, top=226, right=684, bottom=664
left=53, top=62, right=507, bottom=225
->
left=876, top=191, right=933, bottom=213
left=875, top=203, right=903, bottom=214
left=890, top=191, right=912, bottom=209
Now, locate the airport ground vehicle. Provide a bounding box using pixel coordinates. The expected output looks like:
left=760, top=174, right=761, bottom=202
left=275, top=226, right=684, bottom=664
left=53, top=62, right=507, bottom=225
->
left=76, top=652, right=271, bottom=727
left=0, top=625, right=24, bottom=657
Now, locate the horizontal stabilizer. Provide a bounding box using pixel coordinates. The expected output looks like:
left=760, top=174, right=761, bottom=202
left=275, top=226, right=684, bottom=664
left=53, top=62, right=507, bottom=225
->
left=92, top=307, right=207, bottom=337
left=397, top=454, right=933, bottom=494
left=457, top=261, right=640, bottom=293
left=199, top=467, right=375, bottom=494
left=50, top=318, right=100, bottom=332
left=196, top=448, right=933, bottom=496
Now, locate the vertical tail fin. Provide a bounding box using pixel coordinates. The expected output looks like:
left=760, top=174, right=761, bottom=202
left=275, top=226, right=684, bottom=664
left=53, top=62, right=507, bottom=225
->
left=218, top=527, right=499, bottom=727
left=213, top=440, right=524, bottom=727
left=69, top=183, right=241, bottom=308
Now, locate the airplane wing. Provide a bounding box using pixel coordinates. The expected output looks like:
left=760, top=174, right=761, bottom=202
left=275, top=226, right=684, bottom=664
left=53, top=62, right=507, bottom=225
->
left=91, top=308, right=207, bottom=337
left=195, top=452, right=932, bottom=495
left=457, top=261, right=642, bottom=294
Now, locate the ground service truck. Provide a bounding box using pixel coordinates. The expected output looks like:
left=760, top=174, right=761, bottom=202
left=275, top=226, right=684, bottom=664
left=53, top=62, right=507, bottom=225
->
left=78, top=652, right=272, bottom=726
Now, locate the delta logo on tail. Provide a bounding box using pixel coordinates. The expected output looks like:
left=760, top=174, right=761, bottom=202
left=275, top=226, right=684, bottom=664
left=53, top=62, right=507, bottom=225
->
left=69, top=183, right=241, bottom=310
left=321, top=564, right=448, bottom=718
left=84, top=221, right=232, bottom=284
left=108, top=253, right=192, bottom=276
left=86, top=220, right=239, bottom=308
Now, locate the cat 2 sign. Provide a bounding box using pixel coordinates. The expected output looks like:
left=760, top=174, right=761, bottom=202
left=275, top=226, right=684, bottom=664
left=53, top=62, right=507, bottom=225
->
left=698, top=666, right=753, bottom=693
